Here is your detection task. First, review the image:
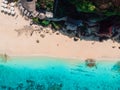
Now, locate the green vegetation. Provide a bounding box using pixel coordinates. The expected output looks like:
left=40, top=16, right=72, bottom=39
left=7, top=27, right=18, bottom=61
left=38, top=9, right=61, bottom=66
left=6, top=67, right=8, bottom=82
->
left=41, top=20, right=50, bottom=26
left=70, top=0, right=96, bottom=13
left=69, top=0, right=120, bottom=16
left=32, top=17, right=61, bottom=30
left=32, top=18, right=50, bottom=26
left=32, top=18, right=40, bottom=24
left=36, top=0, right=54, bottom=12
left=34, top=0, right=120, bottom=27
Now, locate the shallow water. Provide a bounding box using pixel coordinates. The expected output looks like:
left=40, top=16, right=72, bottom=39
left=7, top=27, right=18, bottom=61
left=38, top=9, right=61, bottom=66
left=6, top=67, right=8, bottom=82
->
left=0, top=57, right=120, bottom=90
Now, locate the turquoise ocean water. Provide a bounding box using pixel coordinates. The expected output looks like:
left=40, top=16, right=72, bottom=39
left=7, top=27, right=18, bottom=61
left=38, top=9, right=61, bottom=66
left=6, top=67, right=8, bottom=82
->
left=0, top=57, right=120, bottom=90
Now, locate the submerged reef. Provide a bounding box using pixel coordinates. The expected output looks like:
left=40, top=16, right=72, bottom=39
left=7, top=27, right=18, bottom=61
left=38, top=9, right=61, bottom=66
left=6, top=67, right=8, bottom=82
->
left=112, top=61, right=120, bottom=73
left=0, top=61, right=120, bottom=90
left=0, top=79, right=62, bottom=90
left=85, top=58, right=96, bottom=68
left=0, top=53, right=9, bottom=63
left=54, top=0, right=120, bottom=17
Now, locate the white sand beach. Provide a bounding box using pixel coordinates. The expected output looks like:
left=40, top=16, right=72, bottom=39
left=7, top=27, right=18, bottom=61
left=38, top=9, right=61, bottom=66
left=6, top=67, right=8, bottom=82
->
left=0, top=2, right=120, bottom=61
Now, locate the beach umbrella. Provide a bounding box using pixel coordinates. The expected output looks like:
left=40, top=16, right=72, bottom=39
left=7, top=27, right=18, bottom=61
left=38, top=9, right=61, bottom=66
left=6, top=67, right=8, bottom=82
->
left=10, top=7, right=15, bottom=11
left=7, top=9, right=11, bottom=14
left=11, top=10, right=15, bottom=16
left=10, top=2, right=15, bottom=7
left=1, top=3, right=7, bottom=8
left=4, top=8, right=8, bottom=13
left=1, top=3, right=4, bottom=7
left=0, top=6, right=4, bottom=12
left=3, top=0, right=8, bottom=4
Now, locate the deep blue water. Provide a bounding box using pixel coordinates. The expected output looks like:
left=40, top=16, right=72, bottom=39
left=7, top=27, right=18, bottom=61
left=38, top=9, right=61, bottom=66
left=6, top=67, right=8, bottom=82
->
left=0, top=57, right=120, bottom=90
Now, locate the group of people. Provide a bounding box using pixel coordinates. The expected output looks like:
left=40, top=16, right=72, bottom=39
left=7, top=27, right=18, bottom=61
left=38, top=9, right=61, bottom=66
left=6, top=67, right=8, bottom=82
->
left=0, top=0, right=16, bottom=16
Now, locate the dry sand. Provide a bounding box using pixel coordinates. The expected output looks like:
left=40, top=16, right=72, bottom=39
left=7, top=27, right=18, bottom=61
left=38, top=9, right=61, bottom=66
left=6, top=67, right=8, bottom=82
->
left=0, top=3, right=120, bottom=61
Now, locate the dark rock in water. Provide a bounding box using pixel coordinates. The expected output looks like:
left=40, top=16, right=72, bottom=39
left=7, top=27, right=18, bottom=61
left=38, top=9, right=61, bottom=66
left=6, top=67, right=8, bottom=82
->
left=1, top=86, right=7, bottom=89
left=83, top=87, right=89, bottom=90
left=26, top=86, right=35, bottom=90
left=85, top=59, right=96, bottom=68
left=112, top=61, right=120, bottom=72
left=26, top=80, right=34, bottom=83
left=35, top=84, right=45, bottom=90
left=26, top=80, right=35, bottom=86
left=25, top=80, right=36, bottom=90
left=7, top=87, right=14, bottom=90
left=48, top=83, right=62, bottom=90
left=16, top=83, right=24, bottom=90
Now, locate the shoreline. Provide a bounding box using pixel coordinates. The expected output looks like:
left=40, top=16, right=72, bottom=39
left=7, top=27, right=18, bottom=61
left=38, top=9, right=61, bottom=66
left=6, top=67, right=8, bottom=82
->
left=3, top=54, right=120, bottom=62
left=0, top=3, right=120, bottom=61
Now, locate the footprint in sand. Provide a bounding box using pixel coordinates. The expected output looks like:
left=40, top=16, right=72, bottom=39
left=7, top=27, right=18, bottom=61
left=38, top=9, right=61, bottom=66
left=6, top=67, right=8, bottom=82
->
left=36, top=40, right=39, bottom=43
left=112, top=46, right=116, bottom=48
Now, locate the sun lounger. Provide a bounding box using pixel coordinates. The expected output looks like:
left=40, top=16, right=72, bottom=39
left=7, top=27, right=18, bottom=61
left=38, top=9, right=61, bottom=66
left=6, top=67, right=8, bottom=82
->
left=10, top=7, right=15, bottom=11
left=10, top=2, right=15, bottom=7
left=24, top=9, right=28, bottom=15
left=26, top=11, right=30, bottom=17
left=1, top=3, right=7, bottom=8
left=11, top=10, right=15, bottom=16
left=18, top=6, right=24, bottom=15
left=0, top=6, right=4, bottom=12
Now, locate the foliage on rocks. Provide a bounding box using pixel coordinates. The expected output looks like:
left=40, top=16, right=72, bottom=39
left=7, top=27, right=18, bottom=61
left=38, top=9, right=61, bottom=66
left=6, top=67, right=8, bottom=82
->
left=36, top=0, right=54, bottom=12
left=69, top=0, right=120, bottom=16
